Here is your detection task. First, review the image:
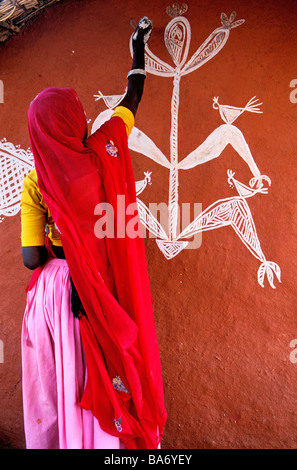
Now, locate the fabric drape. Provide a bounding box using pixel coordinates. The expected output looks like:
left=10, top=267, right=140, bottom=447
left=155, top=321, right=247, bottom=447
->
left=27, top=87, right=167, bottom=449
left=22, top=258, right=122, bottom=449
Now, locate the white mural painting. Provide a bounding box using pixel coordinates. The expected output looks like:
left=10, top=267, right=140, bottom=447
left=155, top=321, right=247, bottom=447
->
left=93, top=4, right=281, bottom=288
left=0, top=4, right=281, bottom=288
left=0, top=138, right=34, bottom=223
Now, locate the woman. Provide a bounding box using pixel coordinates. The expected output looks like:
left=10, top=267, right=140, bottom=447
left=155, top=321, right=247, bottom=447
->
left=21, top=108, right=135, bottom=450
left=21, top=17, right=167, bottom=449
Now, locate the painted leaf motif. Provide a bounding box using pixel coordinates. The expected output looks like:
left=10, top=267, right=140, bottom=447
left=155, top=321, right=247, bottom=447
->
left=221, top=12, right=229, bottom=26
left=144, top=46, right=175, bottom=76
left=229, top=11, right=237, bottom=23
left=166, top=3, right=188, bottom=18
left=230, top=19, right=245, bottom=29
left=179, top=3, right=188, bottom=15
left=182, top=28, right=230, bottom=75
left=129, top=127, right=171, bottom=169
left=164, top=17, right=191, bottom=68
left=257, top=263, right=266, bottom=288
left=266, top=265, right=276, bottom=289
left=269, top=262, right=281, bottom=283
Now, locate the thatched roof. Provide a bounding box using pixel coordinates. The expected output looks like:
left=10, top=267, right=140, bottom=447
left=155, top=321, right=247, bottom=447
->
left=0, top=0, right=62, bottom=42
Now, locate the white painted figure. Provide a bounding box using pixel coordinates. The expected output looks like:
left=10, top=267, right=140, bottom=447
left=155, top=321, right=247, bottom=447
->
left=93, top=6, right=281, bottom=288
left=0, top=5, right=281, bottom=288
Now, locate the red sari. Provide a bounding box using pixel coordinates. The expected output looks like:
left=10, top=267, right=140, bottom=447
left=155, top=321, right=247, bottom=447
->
left=28, top=87, right=167, bottom=449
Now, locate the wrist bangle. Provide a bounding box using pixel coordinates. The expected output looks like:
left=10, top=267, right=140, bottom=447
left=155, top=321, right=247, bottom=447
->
left=127, top=68, right=147, bottom=79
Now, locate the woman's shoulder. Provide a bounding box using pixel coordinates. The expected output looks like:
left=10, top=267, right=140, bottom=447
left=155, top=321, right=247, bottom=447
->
left=22, top=169, right=41, bottom=199
left=23, top=168, right=38, bottom=186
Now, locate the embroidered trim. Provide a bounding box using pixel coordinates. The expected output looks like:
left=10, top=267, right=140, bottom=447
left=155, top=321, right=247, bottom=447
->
left=106, top=140, right=118, bottom=158
left=112, top=375, right=129, bottom=394
left=114, top=417, right=122, bottom=432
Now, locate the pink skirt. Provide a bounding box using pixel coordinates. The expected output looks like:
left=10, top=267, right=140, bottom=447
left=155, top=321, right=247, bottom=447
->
left=21, top=258, right=122, bottom=449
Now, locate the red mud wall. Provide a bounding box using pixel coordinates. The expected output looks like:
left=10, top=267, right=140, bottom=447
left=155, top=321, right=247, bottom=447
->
left=0, top=0, right=297, bottom=449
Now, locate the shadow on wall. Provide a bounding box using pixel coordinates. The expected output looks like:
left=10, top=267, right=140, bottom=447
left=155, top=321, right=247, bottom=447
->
left=0, top=426, right=20, bottom=449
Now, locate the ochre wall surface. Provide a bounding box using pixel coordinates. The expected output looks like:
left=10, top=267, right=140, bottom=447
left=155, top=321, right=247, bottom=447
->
left=0, top=0, right=296, bottom=449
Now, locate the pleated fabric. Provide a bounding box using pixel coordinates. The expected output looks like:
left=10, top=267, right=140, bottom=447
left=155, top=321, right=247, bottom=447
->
left=21, top=258, right=122, bottom=449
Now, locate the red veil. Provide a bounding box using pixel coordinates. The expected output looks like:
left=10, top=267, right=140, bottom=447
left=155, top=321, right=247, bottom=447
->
left=28, top=87, right=167, bottom=449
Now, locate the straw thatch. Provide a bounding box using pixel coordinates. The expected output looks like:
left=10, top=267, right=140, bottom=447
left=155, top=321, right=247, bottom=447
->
left=0, top=0, right=62, bottom=42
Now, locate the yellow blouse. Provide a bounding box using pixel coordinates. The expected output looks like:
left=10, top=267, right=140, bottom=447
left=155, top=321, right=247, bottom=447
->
left=20, top=106, right=134, bottom=247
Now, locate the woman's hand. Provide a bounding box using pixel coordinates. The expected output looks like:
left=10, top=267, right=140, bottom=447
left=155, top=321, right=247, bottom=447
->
left=132, top=17, right=153, bottom=47
left=119, top=17, right=153, bottom=116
